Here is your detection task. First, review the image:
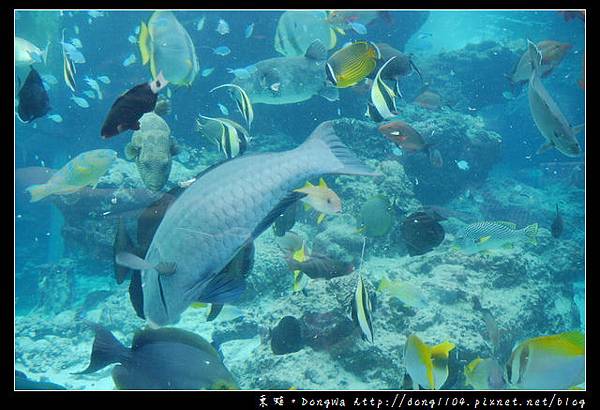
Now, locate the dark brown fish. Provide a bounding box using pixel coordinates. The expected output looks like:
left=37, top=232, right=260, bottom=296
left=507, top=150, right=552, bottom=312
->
left=286, top=253, right=354, bottom=279
left=374, top=43, right=423, bottom=83
left=17, top=67, right=51, bottom=123
left=400, top=211, right=445, bottom=256
left=101, top=73, right=168, bottom=139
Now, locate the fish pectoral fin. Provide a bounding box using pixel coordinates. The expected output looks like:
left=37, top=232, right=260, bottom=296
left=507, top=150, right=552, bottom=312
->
left=206, top=303, right=224, bottom=321
left=115, top=252, right=153, bottom=271
left=478, top=236, right=492, bottom=244
left=155, top=262, right=177, bottom=276
left=319, top=85, right=339, bottom=102
left=571, top=123, right=584, bottom=134
left=536, top=141, right=555, bottom=155
left=317, top=213, right=326, bottom=224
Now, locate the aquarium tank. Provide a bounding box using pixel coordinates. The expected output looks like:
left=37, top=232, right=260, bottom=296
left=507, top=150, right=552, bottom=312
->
left=14, top=9, right=585, bottom=391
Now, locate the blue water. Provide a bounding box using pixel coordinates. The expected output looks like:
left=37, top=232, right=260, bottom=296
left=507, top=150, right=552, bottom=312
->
left=15, top=10, right=585, bottom=390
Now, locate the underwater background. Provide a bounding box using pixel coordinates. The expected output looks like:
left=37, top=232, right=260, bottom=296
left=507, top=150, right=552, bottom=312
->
left=15, top=10, right=585, bottom=390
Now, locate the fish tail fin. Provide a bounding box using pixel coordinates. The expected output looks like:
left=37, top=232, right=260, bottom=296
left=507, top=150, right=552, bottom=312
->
left=25, top=184, right=49, bottom=203
left=527, top=39, right=542, bottom=73
left=300, top=121, right=381, bottom=177
left=74, top=323, right=130, bottom=374
left=524, top=223, right=539, bottom=244
left=139, top=21, right=150, bottom=65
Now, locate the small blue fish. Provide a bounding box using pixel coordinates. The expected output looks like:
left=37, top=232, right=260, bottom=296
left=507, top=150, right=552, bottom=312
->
left=74, top=25, right=80, bottom=35
left=348, top=22, right=367, bottom=35
left=97, top=75, right=111, bottom=84
left=41, top=74, right=58, bottom=85
left=62, top=43, right=86, bottom=63
left=244, top=23, right=255, bottom=39
left=70, top=95, right=90, bottom=108
left=123, top=54, right=136, bottom=67
left=127, top=35, right=137, bottom=44
left=47, top=114, right=63, bottom=123
left=217, top=103, right=229, bottom=116
left=83, top=90, right=97, bottom=99
left=201, top=67, right=215, bottom=77
left=196, top=16, right=206, bottom=31
left=88, top=10, right=104, bottom=18
left=213, top=46, right=231, bottom=56
left=70, top=38, right=83, bottom=48
left=134, top=25, right=140, bottom=35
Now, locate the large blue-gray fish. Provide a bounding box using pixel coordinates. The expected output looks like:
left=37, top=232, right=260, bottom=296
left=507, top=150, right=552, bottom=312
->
left=118, top=121, right=379, bottom=326
left=527, top=40, right=582, bottom=157
left=232, top=40, right=339, bottom=105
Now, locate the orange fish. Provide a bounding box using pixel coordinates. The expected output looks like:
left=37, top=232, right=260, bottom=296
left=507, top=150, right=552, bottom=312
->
left=414, top=90, right=442, bottom=110
left=378, top=121, right=430, bottom=153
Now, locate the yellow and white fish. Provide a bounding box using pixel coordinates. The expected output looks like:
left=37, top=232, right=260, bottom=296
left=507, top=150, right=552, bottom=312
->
left=294, top=177, right=341, bottom=224
left=370, top=57, right=398, bottom=120
left=139, top=11, right=199, bottom=86
left=464, top=357, right=506, bottom=390
left=507, top=330, right=584, bottom=390
left=351, top=273, right=374, bottom=343
left=15, top=37, right=49, bottom=67
left=404, top=334, right=455, bottom=390
left=26, top=149, right=117, bottom=202
left=291, top=242, right=310, bottom=292
left=377, top=276, right=426, bottom=309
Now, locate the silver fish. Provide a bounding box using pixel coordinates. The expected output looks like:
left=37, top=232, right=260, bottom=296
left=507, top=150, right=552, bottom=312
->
left=527, top=40, right=582, bottom=157
left=118, top=121, right=379, bottom=326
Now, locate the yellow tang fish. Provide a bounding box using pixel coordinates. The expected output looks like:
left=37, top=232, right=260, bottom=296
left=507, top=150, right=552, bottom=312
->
left=326, top=41, right=381, bottom=88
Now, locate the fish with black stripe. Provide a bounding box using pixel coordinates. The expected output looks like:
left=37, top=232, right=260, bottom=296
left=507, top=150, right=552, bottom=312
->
left=351, top=273, right=375, bottom=343
left=61, top=29, right=77, bottom=92
left=210, top=83, right=254, bottom=129
left=196, top=115, right=250, bottom=159
left=370, top=57, right=399, bottom=120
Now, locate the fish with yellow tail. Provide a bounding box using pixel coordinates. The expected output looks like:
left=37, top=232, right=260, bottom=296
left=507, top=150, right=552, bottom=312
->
left=454, top=221, right=538, bottom=255
left=294, top=177, right=341, bottom=224
left=507, top=330, right=584, bottom=390
left=325, top=41, right=381, bottom=88
left=464, top=357, right=506, bottom=390
left=26, top=149, right=117, bottom=203
left=527, top=40, right=582, bottom=157
left=403, top=334, right=455, bottom=390
left=138, top=11, right=199, bottom=86
left=370, top=57, right=399, bottom=120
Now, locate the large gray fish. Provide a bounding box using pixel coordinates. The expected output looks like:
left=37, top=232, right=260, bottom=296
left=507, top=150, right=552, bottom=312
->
left=117, top=121, right=378, bottom=326
left=232, top=40, right=339, bottom=105
left=527, top=40, right=582, bottom=157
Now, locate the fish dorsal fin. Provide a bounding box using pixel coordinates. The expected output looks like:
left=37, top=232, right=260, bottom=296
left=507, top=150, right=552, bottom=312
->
left=132, top=327, right=221, bottom=358
left=305, top=39, right=328, bottom=61
left=494, top=221, right=517, bottom=229
left=251, top=191, right=307, bottom=239
left=527, top=39, right=542, bottom=73
left=128, top=271, right=145, bottom=319
left=318, top=177, right=328, bottom=188
left=431, top=341, right=455, bottom=360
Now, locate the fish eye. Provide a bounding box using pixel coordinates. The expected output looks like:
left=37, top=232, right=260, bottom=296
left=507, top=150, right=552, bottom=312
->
left=327, top=198, right=332, bottom=203
left=156, top=80, right=162, bottom=87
